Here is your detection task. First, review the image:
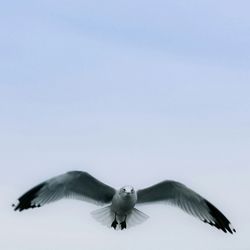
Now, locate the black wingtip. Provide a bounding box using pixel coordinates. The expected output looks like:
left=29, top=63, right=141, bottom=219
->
left=204, top=200, right=236, bottom=234
left=14, top=183, right=45, bottom=211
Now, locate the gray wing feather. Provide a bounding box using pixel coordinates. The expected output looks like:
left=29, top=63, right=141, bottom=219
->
left=137, top=180, right=236, bottom=234
left=14, top=171, right=116, bottom=211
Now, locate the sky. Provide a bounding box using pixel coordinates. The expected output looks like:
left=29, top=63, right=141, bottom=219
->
left=0, top=0, right=249, bottom=249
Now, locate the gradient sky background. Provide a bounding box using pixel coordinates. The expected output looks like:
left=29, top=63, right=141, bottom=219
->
left=0, top=1, right=249, bottom=249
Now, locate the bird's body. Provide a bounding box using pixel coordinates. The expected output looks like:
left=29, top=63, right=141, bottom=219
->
left=109, top=186, right=137, bottom=229
left=13, top=171, right=236, bottom=233
left=111, top=186, right=137, bottom=215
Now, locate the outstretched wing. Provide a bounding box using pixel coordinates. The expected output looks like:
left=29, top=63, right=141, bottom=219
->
left=14, top=171, right=116, bottom=211
left=137, top=180, right=236, bottom=234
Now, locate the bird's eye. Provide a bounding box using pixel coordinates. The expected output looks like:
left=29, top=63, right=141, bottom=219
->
left=131, top=189, right=134, bottom=193
left=122, top=188, right=126, bottom=192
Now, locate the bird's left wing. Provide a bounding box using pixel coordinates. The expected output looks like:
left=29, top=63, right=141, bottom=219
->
left=137, top=180, right=236, bottom=234
left=14, top=171, right=116, bottom=211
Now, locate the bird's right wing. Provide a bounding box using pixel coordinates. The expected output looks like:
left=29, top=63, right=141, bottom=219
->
left=137, top=180, right=236, bottom=234
left=14, top=171, right=116, bottom=211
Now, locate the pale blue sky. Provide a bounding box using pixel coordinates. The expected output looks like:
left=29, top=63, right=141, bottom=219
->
left=0, top=1, right=249, bottom=249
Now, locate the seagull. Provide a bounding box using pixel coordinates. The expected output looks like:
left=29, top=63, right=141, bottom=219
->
left=13, top=171, right=236, bottom=233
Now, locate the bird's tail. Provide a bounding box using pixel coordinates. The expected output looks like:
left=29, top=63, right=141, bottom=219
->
left=91, top=205, right=114, bottom=228
left=91, top=206, right=149, bottom=229
left=126, top=208, right=149, bottom=228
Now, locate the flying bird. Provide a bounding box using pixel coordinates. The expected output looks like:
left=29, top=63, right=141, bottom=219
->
left=13, top=171, right=236, bottom=233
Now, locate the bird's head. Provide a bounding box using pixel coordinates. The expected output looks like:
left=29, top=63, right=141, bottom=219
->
left=119, top=186, right=136, bottom=198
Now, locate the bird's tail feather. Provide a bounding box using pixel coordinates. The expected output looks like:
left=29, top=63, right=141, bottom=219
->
left=126, top=208, right=149, bottom=228
left=91, top=206, right=114, bottom=228
left=91, top=206, right=149, bottom=229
